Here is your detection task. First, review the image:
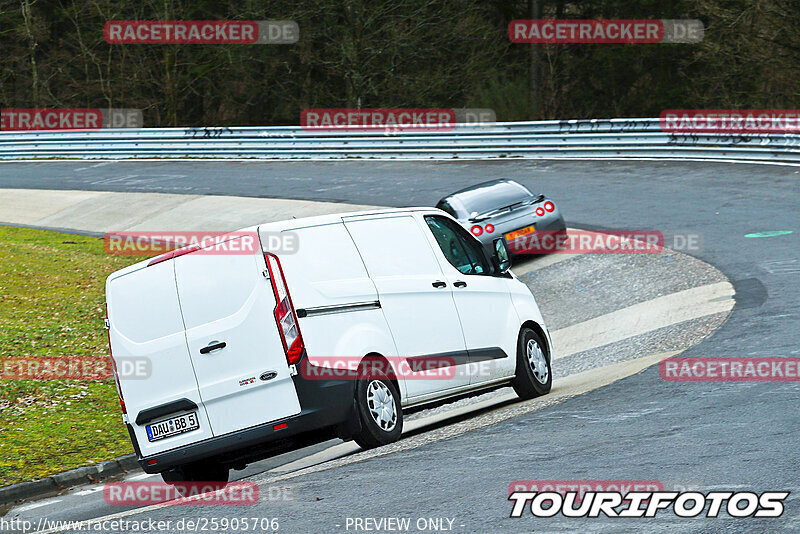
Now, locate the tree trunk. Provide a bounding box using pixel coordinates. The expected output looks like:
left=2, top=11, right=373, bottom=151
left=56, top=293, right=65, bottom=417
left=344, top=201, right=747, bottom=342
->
left=20, top=0, right=39, bottom=106
left=529, top=0, right=541, bottom=119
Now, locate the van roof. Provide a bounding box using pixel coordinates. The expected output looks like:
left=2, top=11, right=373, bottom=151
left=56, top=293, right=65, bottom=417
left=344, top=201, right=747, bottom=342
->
left=255, top=206, right=439, bottom=232
left=106, top=207, right=442, bottom=283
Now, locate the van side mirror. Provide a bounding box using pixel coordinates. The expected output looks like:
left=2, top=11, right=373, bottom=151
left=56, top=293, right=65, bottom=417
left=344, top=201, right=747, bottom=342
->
left=493, top=238, right=511, bottom=273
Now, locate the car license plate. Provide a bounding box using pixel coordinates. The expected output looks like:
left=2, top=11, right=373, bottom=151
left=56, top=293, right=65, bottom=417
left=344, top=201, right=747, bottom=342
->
left=505, top=225, right=536, bottom=241
left=146, top=412, right=199, bottom=442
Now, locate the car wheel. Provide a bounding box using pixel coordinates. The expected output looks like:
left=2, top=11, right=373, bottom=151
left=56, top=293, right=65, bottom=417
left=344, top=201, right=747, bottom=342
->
left=511, top=328, right=552, bottom=399
left=161, top=461, right=229, bottom=485
left=352, top=366, right=403, bottom=449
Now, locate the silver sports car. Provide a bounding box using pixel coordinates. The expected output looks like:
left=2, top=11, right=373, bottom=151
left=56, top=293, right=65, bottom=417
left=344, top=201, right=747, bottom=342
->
left=436, top=179, right=566, bottom=254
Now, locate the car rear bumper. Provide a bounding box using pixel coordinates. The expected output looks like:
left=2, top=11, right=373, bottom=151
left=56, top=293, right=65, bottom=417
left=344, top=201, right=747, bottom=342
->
left=535, top=214, right=567, bottom=232
left=503, top=215, right=566, bottom=254
left=136, top=368, right=356, bottom=473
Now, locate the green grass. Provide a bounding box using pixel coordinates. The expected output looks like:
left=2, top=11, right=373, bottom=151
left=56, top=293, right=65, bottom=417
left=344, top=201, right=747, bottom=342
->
left=0, top=226, right=141, bottom=486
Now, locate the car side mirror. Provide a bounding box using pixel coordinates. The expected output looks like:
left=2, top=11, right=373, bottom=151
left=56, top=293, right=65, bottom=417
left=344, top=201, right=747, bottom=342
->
left=493, top=238, right=511, bottom=273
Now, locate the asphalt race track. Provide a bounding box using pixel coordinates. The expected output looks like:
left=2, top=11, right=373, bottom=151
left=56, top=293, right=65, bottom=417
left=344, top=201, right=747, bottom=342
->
left=0, top=159, right=798, bottom=532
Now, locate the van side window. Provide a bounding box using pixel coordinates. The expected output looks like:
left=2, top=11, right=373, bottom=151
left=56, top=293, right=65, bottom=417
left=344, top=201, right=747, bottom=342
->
left=424, top=215, right=489, bottom=275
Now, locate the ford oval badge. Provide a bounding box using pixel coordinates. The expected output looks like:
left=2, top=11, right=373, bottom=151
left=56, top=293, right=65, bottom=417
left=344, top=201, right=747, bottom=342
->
left=260, top=371, right=278, bottom=381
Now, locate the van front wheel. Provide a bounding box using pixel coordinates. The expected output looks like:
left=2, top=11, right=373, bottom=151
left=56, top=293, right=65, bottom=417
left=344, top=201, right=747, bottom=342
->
left=352, top=368, right=403, bottom=449
left=511, top=328, right=552, bottom=400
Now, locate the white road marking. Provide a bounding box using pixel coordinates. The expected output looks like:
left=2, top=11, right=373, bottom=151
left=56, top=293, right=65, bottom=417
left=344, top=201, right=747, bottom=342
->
left=15, top=499, right=61, bottom=512
left=73, top=486, right=104, bottom=496
left=550, top=281, right=735, bottom=359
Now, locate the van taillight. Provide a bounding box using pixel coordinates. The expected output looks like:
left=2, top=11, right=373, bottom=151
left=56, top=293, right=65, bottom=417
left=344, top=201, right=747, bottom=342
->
left=106, top=305, right=126, bottom=415
left=264, top=253, right=305, bottom=365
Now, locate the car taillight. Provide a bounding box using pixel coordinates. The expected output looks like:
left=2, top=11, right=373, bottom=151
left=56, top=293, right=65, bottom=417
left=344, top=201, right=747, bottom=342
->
left=536, top=207, right=545, bottom=216
left=544, top=201, right=555, bottom=212
left=106, top=305, right=126, bottom=415
left=471, top=225, right=483, bottom=236
left=485, top=224, right=495, bottom=233
left=264, top=252, right=304, bottom=365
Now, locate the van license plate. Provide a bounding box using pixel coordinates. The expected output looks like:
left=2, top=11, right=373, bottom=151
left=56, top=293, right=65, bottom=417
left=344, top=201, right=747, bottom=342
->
left=146, top=413, right=199, bottom=442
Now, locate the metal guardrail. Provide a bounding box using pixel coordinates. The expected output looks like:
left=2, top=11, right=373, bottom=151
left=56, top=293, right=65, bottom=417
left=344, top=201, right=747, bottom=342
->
left=1, top=118, right=799, bottom=162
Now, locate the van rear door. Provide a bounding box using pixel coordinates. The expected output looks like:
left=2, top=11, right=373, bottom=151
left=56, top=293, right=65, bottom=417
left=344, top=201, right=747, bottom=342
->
left=106, top=261, right=214, bottom=457
left=173, top=236, right=301, bottom=437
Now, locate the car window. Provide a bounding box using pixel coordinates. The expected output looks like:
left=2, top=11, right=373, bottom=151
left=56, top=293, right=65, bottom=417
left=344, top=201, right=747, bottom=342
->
left=455, top=181, right=533, bottom=216
left=435, top=200, right=458, bottom=218
left=424, top=215, right=489, bottom=275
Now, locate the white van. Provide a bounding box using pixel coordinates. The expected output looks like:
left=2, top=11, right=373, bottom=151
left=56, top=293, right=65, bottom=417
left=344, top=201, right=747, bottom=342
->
left=105, top=208, right=553, bottom=482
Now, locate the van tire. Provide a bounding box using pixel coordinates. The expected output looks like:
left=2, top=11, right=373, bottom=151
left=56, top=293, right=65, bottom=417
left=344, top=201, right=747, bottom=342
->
left=161, top=461, right=229, bottom=484
left=352, top=366, right=403, bottom=449
left=511, top=328, right=552, bottom=400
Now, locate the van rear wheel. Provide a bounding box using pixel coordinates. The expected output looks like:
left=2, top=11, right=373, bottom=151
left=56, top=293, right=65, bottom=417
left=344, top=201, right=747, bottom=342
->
left=161, top=461, right=229, bottom=485
left=352, top=366, right=403, bottom=449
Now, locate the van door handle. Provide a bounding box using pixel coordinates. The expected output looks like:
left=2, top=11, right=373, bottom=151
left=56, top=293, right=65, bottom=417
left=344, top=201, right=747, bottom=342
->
left=454, top=281, right=467, bottom=288
left=432, top=281, right=447, bottom=288
left=200, top=341, right=226, bottom=354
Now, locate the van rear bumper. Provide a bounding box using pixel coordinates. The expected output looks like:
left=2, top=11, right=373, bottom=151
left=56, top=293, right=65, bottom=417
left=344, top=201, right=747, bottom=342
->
left=137, top=371, right=356, bottom=474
